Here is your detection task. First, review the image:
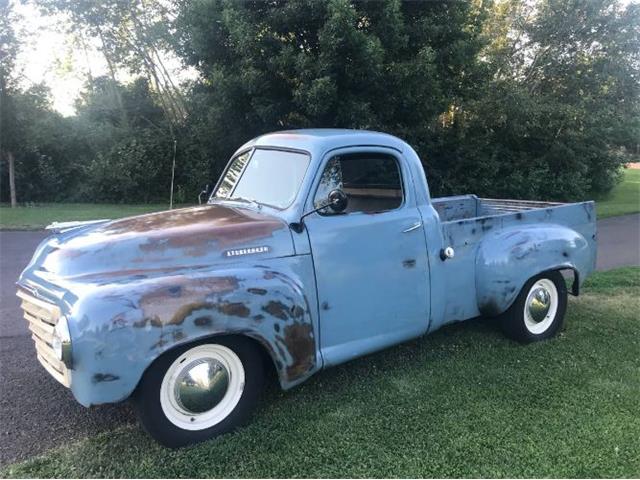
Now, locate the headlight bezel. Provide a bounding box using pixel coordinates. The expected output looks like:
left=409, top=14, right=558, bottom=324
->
left=52, top=315, right=73, bottom=369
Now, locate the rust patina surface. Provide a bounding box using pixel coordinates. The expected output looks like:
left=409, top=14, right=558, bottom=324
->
left=18, top=203, right=319, bottom=406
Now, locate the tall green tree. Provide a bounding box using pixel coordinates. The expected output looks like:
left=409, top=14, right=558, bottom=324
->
left=74, top=76, right=177, bottom=203
left=1, top=0, right=21, bottom=206
left=35, top=0, right=188, bottom=132
left=176, top=0, right=639, bottom=201
left=176, top=0, right=488, bottom=182
left=0, top=2, right=79, bottom=205
left=431, top=0, right=640, bottom=200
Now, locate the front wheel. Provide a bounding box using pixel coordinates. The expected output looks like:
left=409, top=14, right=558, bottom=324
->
left=500, top=270, right=568, bottom=343
left=133, top=337, right=264, bottom=448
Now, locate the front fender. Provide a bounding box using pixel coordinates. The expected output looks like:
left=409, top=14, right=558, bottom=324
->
left=68, top=262, right=317, bottom=406
left=475, top=224, right=594, bottom=317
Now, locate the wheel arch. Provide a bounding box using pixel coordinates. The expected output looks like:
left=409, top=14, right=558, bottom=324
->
left=69, top=265, right=319, bottom=406
left=132, top=332, right=280, bottom=397
left=475, top=224, right=592, bottom=317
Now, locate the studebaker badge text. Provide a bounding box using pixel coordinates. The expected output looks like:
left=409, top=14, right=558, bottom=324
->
left=224, top=246, right=271, bottom=257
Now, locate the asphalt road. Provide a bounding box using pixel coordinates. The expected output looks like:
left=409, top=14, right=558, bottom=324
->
left=0, top=231, right=136, bottom=467
left=0, top=214, right=638, bottom=466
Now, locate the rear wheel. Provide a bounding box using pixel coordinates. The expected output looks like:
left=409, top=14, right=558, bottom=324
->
left=133, top=337, right=263, bottom=448
left=500, top=271, right=567, bottom=343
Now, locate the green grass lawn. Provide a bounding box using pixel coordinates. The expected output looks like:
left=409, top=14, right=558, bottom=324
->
left=596, top=168, right=640, bottom=219
left=0, top=203, right=185, bottom=230
left=3, top=268, right=639, bottom=478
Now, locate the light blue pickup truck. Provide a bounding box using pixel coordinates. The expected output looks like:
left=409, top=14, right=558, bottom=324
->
left=17, top=129, right=597, bottom=446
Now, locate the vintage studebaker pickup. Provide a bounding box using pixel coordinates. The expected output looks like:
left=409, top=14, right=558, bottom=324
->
left=17, top=129, right=597, bottom=446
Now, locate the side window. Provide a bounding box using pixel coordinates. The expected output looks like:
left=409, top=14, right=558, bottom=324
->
left=314, top=153, right=403, bottom=214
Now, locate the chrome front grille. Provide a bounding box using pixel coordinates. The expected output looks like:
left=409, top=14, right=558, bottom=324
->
left=17, top=289, right=70, bottom=387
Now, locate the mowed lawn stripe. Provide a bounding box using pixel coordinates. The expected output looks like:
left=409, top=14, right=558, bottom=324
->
left=2, top=268, right=639, bottom=478
left=0, top=203, right=191, bottom=230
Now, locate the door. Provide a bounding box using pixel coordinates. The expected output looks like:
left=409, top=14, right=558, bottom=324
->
left=304, top=150, right=430, bottom=367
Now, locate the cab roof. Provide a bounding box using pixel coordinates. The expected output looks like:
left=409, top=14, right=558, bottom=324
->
left=237, top=129, right=408, bottom=157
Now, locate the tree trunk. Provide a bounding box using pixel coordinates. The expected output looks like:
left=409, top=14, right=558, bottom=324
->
left=7, top=151, right=16, bottom=207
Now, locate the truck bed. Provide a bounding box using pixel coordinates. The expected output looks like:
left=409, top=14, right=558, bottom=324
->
left=428, top=194, right=597, bottom=329
left=432, top=194, right=564, bottom=222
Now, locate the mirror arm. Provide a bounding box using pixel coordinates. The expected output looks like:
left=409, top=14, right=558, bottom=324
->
left=198, top=184, right=210, bottom=205
left=289, top=204, right=329, bottom=234
left=289, top=189, right=347, bottom=234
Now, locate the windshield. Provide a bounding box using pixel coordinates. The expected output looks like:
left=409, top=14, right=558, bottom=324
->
left=212, top=148, right=310, bottom=209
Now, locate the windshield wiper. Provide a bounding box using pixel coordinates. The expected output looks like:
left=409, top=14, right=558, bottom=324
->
left=226, top=196, right=261, bottom=209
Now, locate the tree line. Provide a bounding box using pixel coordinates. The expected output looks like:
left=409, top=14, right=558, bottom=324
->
left=1, top=0, right=638, bottom=206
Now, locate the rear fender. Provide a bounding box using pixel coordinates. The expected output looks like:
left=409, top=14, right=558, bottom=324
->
left=475, top=224, right=593, bottom=316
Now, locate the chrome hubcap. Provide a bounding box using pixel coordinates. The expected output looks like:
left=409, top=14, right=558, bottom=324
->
left=527, top=287, right=551, bottom=323
left=174, top=358, right=230, bottom=414
left=161, top=344, right=245, bottom=430
left=523, top=278, right=559, bottom=335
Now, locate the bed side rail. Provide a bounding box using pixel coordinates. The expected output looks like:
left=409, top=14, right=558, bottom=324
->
left=480, top=198, right=565, bottom=214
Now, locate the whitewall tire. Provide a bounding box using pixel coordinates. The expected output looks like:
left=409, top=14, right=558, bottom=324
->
left=134, top=337, right=263, bottom=447
left=159, top=344, right=245, bottom=431
left=501, top=271, right=568, bottom=343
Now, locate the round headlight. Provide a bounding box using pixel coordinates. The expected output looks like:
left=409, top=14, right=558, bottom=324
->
left=53, top=315, right=72, bottom=368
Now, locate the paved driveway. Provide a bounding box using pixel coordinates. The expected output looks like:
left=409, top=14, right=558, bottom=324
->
left=595, top=214, right=640, bottom=270
left=0, top=232, right=135, bottom=467
left=0, top=214, right=638, bottom=465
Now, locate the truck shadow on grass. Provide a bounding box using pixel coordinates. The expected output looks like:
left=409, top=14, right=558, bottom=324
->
left=261, top=315, right=505, bottom=400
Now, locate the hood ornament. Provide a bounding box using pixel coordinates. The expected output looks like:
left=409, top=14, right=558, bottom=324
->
left=45, top=219, right=111, bottom=234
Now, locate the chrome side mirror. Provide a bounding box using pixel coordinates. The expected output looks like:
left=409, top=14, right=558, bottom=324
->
left=327, top=189, right=348, bottom=213
left=289, top=189, right=349, bottom=234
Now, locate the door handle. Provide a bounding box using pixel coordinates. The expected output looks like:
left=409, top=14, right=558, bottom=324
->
left=402, top=221, right=422, bottom=233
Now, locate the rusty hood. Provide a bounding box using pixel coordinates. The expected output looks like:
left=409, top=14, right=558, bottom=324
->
left=24, top=205, right=294, bottom=282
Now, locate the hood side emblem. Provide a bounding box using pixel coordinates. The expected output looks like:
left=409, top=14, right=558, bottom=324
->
left=224, top=246, right=271, bottom=258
